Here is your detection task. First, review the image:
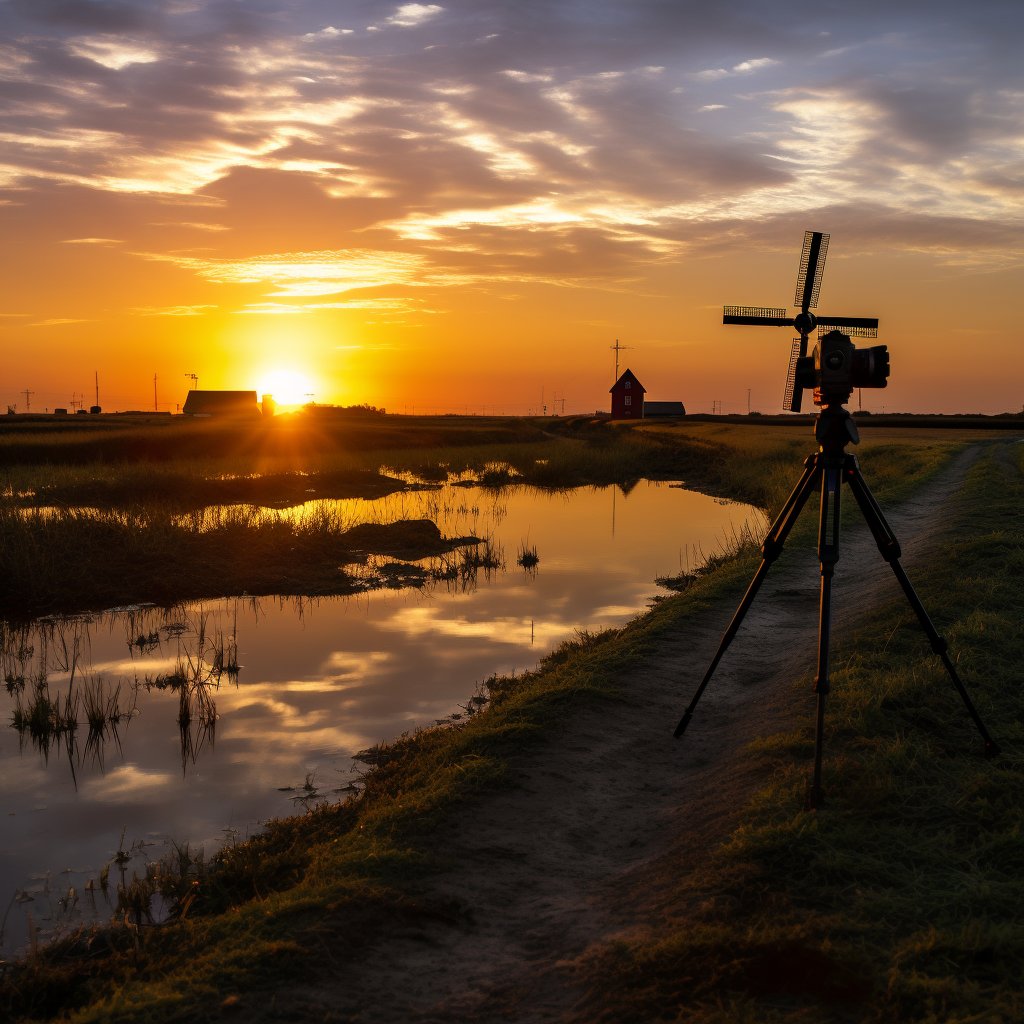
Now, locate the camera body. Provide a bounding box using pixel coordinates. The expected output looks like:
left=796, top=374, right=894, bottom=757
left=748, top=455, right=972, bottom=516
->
left=795, top=329, right=890, bottom=405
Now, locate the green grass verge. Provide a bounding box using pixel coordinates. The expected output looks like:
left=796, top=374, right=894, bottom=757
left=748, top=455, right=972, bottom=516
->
left=575, top=439, right=1024, bottom=1023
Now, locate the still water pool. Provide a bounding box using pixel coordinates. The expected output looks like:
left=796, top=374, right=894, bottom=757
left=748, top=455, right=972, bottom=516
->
left=0, top=480, right=764, bottom=953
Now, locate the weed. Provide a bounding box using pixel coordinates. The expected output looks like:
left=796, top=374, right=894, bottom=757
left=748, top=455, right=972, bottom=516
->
left=516, top=538, right=540, bottom=570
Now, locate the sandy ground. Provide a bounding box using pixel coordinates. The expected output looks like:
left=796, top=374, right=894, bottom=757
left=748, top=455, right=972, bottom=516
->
left=312, top=444, right=987, bottom=1023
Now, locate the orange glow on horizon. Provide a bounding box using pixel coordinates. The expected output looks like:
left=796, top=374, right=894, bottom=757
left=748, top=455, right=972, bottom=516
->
left=2, top=6, right=1023, bottom=417
left=255, top=367, right=318, bottom=407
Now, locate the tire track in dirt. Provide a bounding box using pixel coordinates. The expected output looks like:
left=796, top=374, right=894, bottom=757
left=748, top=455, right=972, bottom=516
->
left=316, top=442, right=992, bottom=1023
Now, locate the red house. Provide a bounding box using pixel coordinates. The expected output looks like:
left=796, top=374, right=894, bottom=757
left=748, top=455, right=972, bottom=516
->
left=609, top=369, right=645, bottom=419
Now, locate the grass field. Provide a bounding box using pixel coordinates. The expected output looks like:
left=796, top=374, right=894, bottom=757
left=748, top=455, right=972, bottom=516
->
left=1, top=414, right=1021, bottom=1022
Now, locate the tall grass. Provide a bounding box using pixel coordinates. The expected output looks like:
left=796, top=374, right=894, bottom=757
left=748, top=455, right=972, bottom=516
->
left=0, top=500, right=484, bottom=618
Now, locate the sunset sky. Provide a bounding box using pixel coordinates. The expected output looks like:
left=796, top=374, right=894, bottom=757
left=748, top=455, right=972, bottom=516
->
left=2, top=1, right=1022, bottom=415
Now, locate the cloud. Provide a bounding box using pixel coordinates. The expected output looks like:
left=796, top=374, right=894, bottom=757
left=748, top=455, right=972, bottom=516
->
left=143, top=248, right=431, bottom=299
left=7, top=0, right=157, bottom=32
left=67, top=36, right=161, bottom=69
left=1, top=0, right=1023, bottom=311
left=732, top=57, right=777, bottom=73
left=385, top=4, right=444, bottom=29
left=694, top=56, right=778, bottom=81
left=131, top=304, right=218, bottom=316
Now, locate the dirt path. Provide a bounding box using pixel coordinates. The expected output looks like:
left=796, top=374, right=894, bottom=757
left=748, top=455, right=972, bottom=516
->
left=315, top=444, right=990, bottom=1023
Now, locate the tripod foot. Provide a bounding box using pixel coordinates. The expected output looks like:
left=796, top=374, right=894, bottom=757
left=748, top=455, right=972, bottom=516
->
left=673, top=710, right=693, bottom=739
left=804, top=783, right=823, bottom=811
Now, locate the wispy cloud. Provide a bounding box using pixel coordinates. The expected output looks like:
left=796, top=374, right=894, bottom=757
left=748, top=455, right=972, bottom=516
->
left=131, top=304, right=219, bottom=317
left=142, top=248, right=430, bottom=299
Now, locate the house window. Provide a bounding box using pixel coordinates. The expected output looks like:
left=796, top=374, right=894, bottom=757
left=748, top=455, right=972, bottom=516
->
left=625, top=380, right=631, bottom=389
left=624, top=395, right=632, bottom=406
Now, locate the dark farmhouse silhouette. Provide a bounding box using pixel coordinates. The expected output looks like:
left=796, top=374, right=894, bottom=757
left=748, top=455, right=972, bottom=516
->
left=182, top=390, right=260, bottom=416
left=610, top=370, right=685, bottom=419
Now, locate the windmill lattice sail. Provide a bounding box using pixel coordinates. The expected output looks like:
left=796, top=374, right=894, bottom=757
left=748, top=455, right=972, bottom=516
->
left=721, top=230, right=879, bottom=412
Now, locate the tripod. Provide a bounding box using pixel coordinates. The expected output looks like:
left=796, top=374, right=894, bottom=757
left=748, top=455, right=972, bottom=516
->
left=673, top=396, right=998, bottom=809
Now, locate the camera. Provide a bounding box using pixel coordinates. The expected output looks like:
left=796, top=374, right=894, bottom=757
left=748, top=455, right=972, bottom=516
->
left=795, top=330, right=890, bottom=405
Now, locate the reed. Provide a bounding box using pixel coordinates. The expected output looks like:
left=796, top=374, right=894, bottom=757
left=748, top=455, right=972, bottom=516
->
left=516, top=538, right=540, bottom=570
left=0, top=500, right=480, bottom=618
left=429, top=535, right=504, bottom=590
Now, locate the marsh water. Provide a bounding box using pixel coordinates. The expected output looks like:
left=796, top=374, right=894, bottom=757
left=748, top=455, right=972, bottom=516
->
left=0, top=480, right=764, bottom=954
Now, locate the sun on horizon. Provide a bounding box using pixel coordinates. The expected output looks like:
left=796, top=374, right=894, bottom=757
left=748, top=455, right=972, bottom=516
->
left=255, top=368, right=319, bottom=407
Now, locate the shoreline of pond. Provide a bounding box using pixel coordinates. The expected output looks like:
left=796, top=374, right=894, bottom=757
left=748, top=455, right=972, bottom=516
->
left=0, top=464, right=761, bottom=623
left=1, top=477, right=771, bottom=960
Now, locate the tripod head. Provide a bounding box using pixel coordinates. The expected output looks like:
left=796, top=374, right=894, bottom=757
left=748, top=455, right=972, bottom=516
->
left=814, top=393, right=862, bottom=451
left=807, top=329, right=891, bottom=451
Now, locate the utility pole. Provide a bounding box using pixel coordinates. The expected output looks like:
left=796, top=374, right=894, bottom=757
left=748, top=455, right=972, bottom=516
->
left=22, top=389, right=33, bottom=412
left=610, top=339, right=631, bottom=382
left=154, top=373, right=158, bottom=412
left=185, top=372, right=198, bottom=392
left=747, top=388, right=751, bottom=414
left=94, top=371, right=100, bottom=410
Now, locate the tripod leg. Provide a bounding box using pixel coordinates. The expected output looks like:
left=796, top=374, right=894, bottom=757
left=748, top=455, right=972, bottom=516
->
left=808, top=459, right=843, bottom=809
left=843, top=460, right=999, bottom=756
left=674, top=456, right=821, bottom=738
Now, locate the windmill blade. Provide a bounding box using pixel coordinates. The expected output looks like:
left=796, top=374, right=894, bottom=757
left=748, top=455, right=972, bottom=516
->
left=794, top=231, right=830, bottom=311
left=783, top=337, right=805, bottom=413
left=723, top=305, right=790, bottom=326
left=815, top=315, right=879, bottom=337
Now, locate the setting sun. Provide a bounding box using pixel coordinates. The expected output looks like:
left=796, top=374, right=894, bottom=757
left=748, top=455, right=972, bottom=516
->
left=256, top=368, right=318, bottom=407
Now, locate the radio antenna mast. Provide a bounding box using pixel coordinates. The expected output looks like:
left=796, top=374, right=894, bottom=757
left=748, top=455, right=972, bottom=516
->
left=722, top=231, right=879, bottom=411
left=610, top=338, right=631, bottom=382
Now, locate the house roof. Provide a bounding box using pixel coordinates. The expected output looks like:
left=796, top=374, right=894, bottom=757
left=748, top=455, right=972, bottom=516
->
left=644, top=401, right=687, bottom=417
left=610, top=368, right=646, bottom=394
left=182, top=390, right=260, bottom=416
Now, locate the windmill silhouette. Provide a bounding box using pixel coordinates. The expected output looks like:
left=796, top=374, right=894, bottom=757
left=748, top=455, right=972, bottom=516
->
left=723, top=231, right=879, bottom=411
left=674, top=231, right=997, bottom=809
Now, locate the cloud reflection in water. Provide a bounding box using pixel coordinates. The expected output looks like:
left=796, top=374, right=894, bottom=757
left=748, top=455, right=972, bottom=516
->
left=0, top=480, right=764, bottom=952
